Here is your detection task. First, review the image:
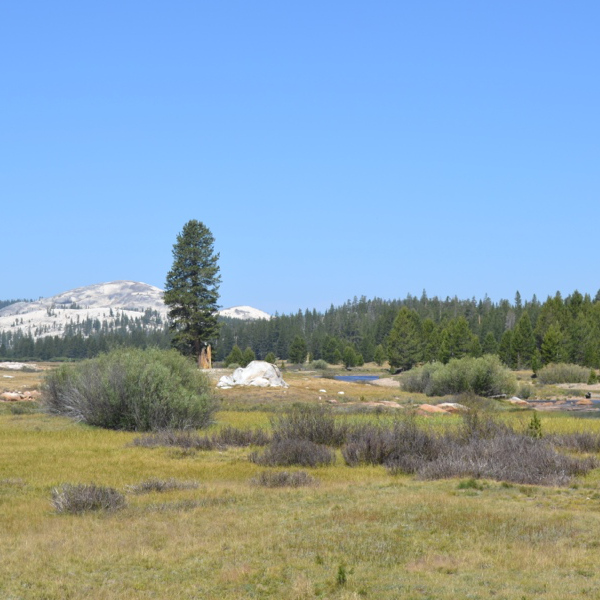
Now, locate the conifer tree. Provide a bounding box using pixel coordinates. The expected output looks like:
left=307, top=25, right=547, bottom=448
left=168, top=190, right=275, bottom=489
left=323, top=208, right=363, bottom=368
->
left=225, top=344, right=243, bottom=367
left=242, top=347, right=256, bottom=367
left=288, top=335, right=307, bottom=364
left=541, top=324, right=568, bottom=364
left=373, top=344, right=387, bottom=366
left=386, top=307, right=423, bottom=370
left=482, top=331, right=499, bottom=355
left=164, top=220, right=221, bottom=367
left=512, top=311, right=536, bottom=369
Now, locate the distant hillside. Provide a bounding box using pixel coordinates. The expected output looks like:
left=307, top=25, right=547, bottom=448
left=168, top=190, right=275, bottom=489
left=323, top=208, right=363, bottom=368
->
left=0, top=281, right=270, bottom=342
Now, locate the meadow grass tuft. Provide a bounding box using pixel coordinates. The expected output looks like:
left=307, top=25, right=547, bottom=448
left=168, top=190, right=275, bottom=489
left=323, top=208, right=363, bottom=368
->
left=51, top=483, right=126, bottom=514
left=251, top=470, right=318, bottom=487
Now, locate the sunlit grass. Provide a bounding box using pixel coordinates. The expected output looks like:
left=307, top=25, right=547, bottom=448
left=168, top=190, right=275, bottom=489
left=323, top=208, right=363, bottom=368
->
left=2, top=404, right=600, bottom=599
left=2, top=364, right=600, bottom=598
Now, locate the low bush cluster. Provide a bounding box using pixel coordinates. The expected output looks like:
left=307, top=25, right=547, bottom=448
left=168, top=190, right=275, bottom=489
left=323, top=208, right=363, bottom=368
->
left=132, top=429, right=215, bottom=450
left=52, top=483, right=126, bottom=514
left=342, top=419, right=438, bottom=469
left=251, top=470, right=318, bottom=487
left=402, top=355, right=517, bottom=397
left=249, top=438, right=335, bottom=467
left=271, top=404, right=347, bottom=446
left=309, top=359, right=328, bottom=370
left=537, top=363, right=591, bottom=385
left=42, top=347, right=215, bottom=431
left=126, top=479, right=199, bottom=494
left=342, top=411, right=596, bottom=486
left=550, top=432, right=600, bottom=453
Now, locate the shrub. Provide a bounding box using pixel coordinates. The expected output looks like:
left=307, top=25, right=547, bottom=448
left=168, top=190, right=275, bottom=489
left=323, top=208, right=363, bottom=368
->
left=249, top=438, right=336, bottom=467
left=459, top=410, right=510, bottom=442
left=518, top=384, right=533, bottom=399
left=52, top=483, right=126, bottom=514
left=251, top=470, right=318, bottom=487
left=413, top=434, right=596, bottom=486
left=342, top=418, right=439, bottom=468
left=265, top=352, right=276, bottom=364
left=401, top=356, right=517, bottom=397
left=402, top=362, right=442, bottom=394
left=341, top=412, right=595, bottom=486
left=588, top=369, right=599, bottom=385
left=132, top=429, right=214, bottom=450
left=550, top=432, right=600, bottom=453
left=537, top=363, right=590, bottom=385
left=42, top=347, right=215, bottom=431
left=126, top=479, right=199, bottom=494
left=271, top=404, right=347, bottom=446
left=212, top=426, right=271, bottom=447
left=310, top=359, right=328, bottom=371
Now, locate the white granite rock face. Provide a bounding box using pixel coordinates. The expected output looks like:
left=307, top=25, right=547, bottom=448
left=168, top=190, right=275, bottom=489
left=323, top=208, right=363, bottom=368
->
left=217, top=360, right=288, bottom=389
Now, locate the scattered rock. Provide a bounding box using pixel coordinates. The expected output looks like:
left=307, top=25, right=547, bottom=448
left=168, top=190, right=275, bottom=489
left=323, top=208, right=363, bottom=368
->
left=338, top=391, right=345, bottom=395
left=576, top=398, right=593, bottom=406
left=1, top=392, right=22, bottom=402
left=506, top=397, right=530, bottom=407
left=438, top=402, right=468, bottom=414
left=417, top=404, right=448, bottom=415
left=0, top=362, right=41, bottom=371
left=319, top=389, right=327, bottom=393
left=216, top=361, right=288, bottom=389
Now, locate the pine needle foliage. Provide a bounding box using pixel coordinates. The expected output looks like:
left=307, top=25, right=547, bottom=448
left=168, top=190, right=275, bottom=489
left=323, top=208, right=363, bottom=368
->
left=164, top=220, right=221, bottom=363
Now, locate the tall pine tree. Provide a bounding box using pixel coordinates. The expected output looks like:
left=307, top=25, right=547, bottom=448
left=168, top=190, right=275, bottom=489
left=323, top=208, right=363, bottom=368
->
left=164, top=220, right=221, bottom=367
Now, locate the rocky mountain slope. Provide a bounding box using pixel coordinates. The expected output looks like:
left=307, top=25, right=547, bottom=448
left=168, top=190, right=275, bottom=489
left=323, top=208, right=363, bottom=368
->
left=0, top=281, right=269, bottom=340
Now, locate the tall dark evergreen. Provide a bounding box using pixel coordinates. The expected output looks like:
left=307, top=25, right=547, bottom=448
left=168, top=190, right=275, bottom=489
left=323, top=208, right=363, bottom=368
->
left=386, top=307, right=423, bottom=370
left=512, top=310, right=536, bottom=369
left=164, top=220, right=221, bottom=367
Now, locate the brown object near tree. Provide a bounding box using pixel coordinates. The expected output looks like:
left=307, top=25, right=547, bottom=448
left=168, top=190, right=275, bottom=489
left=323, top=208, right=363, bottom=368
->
left=199, top=344, right=212, bottom=369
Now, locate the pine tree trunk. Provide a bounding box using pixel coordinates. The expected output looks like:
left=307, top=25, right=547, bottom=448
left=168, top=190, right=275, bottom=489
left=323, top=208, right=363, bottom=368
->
left=199, top=344, right=212, bottom=369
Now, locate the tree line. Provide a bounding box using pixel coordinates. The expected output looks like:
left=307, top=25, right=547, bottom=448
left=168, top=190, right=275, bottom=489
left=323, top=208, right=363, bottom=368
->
left=215, top=290, right=600, bottom=370
left=2, top=289, right=600, bottom=369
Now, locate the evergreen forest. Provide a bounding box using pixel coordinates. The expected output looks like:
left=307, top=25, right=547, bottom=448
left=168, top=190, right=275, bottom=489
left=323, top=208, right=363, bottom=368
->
left=2, top=289, right=600, bottom=370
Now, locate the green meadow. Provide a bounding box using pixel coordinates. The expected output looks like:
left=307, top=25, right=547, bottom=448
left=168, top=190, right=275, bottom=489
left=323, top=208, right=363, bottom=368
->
left=2, top=370, right=600, bottom=599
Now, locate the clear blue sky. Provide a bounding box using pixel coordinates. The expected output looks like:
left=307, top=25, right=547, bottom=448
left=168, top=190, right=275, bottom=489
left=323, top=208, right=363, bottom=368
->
left=2, top=1, right=599, bottom=314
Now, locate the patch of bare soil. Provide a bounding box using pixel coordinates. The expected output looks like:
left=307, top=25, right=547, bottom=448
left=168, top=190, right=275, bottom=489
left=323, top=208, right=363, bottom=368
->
left=368, top=377, right=401, bottom=388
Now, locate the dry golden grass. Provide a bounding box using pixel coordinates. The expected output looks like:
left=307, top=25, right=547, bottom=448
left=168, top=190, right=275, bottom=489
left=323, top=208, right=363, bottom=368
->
left=2, top=397, right=600, bottom=599
left=0, top=362, right=51, bottom=393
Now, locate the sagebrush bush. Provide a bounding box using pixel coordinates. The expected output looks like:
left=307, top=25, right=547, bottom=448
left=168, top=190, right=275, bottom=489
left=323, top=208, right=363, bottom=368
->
left=213, top=426, right=271, bottom=447
left=271, top=404, right=347, bottom=446
left=412, top=434, right=596, bottom=486
left=132, top=429, right=215, bottom=450
left=340, top=412, right=596, bottom=486
left=251, top=470, right=318, bottom=487
left=42, top=347, right=215, bottom=431
left=342, top=419, right=438, bottom=468
left=550, top=432, right=600, bottom=453
left=52, top=484, right=126, bottom=514
left=126, top=479, right=199, bottom=494
left=249, top=438, right=336, bottom=467
left=537, top=363, right=591, bottom=385
left=401, top=355, right=516, bottom=397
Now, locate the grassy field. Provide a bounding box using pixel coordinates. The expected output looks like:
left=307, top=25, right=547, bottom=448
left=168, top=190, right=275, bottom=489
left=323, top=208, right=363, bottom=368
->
left=2, top=366, right=600, bottom=599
